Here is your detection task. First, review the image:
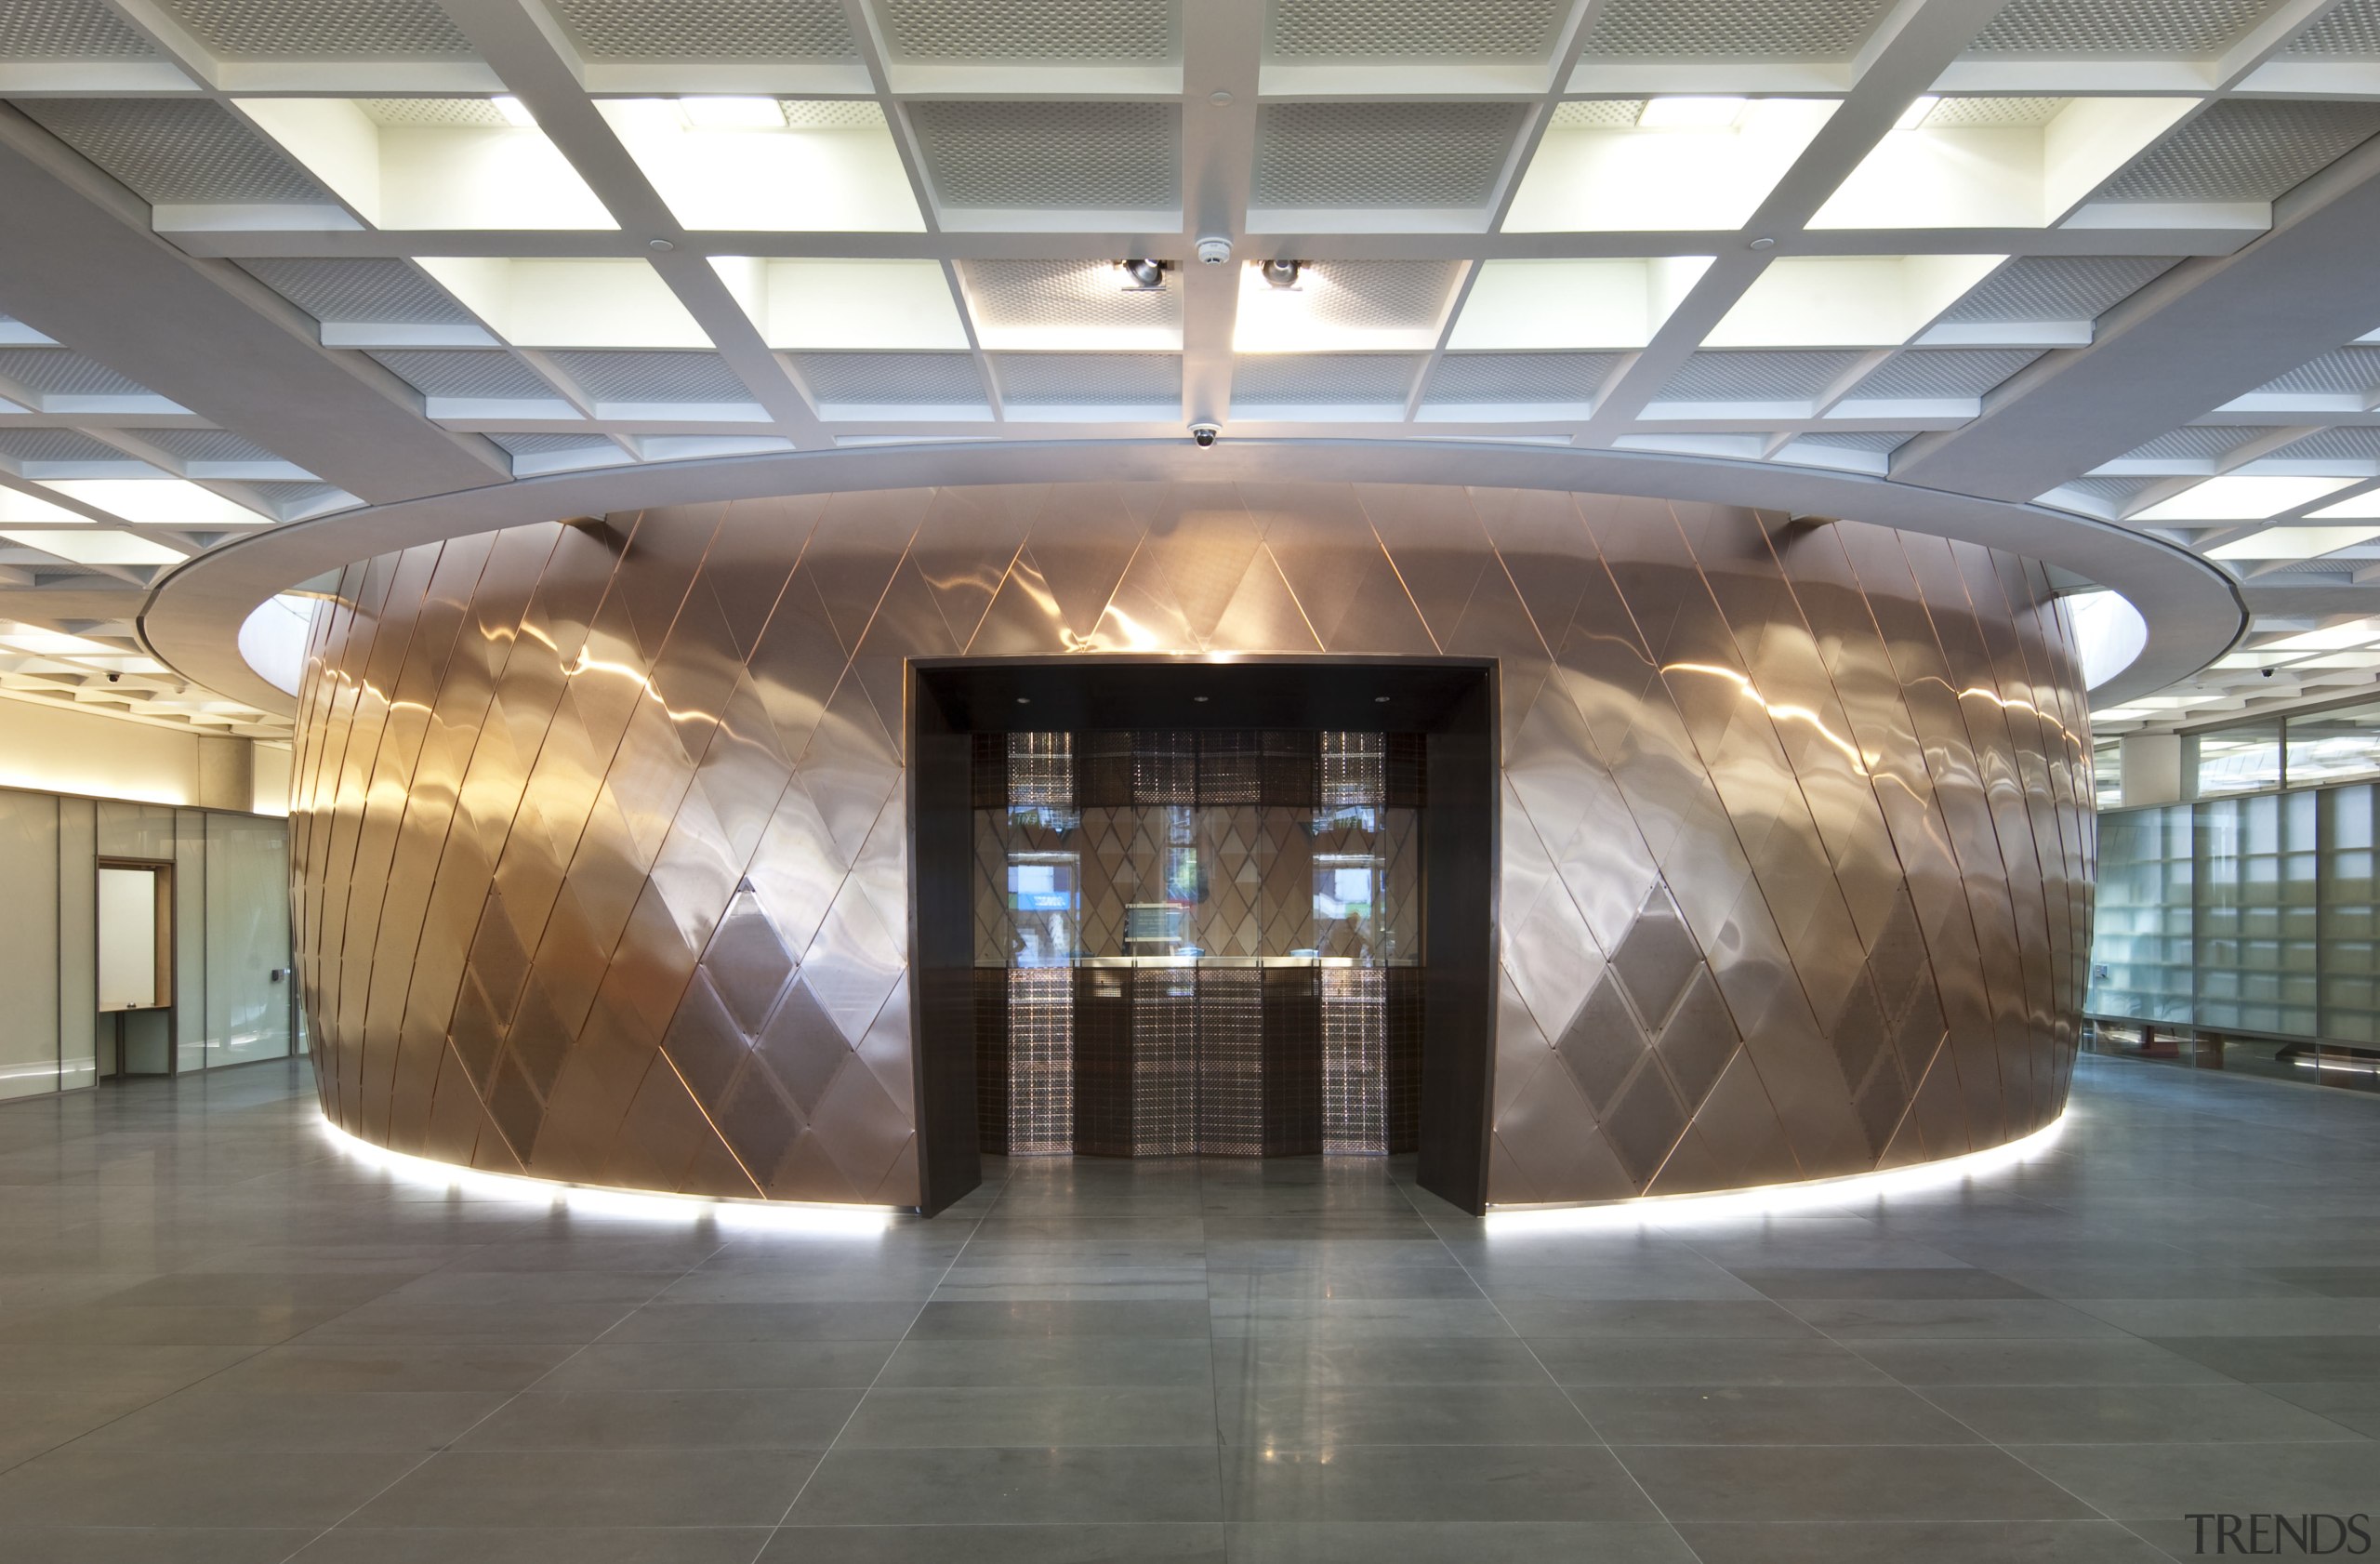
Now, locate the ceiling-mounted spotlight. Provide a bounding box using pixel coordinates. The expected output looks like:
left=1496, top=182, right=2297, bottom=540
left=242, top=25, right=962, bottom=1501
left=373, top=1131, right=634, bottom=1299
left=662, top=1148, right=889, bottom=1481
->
left=1261, top=258, right=1304, bottom=289
left=1118, top=258, right=1167, bottom=291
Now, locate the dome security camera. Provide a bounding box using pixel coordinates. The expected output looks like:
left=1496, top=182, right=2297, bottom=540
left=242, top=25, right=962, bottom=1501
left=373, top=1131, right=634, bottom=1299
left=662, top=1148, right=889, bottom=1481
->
left=1190, top=422, right=1220, bottom=448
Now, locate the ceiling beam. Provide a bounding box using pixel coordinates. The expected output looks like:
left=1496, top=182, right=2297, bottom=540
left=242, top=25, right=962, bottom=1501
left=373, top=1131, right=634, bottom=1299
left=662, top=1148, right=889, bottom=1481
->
left=1892, top=136, right=2380, bottom=501
left=0, top=108, right=510, bottom=504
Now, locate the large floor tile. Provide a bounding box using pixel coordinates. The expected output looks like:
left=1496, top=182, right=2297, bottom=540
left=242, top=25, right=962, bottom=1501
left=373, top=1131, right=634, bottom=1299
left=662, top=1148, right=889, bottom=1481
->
left=351, top=1449, right=821, bottom=1528
left=456, top=1387, right=866, bottom=1449
left=1610, top=1444, right=2098, bottom=1523
left=1920, top=1382, right=2371, bottom=1443
left=1575, top=1385, right=1983, bottom=1445
left=788, top=1446, right=1224, bottom=1525
left=839, top=1385, right=1219, bottom=1447
left=1223, top=1444, right=1663, bottom=1523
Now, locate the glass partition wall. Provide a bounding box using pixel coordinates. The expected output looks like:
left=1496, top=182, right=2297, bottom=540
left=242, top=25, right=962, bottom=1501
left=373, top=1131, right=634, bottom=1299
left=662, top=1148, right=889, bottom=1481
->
left=972, top=729, right=1424, bottom=1159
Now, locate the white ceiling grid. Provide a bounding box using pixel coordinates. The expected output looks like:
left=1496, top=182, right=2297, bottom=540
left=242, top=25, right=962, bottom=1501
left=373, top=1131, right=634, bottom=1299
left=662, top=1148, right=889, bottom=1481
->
left=0, top=0, right=2377, bottom=738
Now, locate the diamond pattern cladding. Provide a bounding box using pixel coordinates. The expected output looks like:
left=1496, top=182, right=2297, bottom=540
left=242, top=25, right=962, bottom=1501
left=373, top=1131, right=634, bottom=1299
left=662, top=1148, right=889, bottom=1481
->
left=292, top=482, right=2093, bottom=1207
left=1425, top=353, right=1621, bottom=404
left=2286, top=0, right=2380, bottom=55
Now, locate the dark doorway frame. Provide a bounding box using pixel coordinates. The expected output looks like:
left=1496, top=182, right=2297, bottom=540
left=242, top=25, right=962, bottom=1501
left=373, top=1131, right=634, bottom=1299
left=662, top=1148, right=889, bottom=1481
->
left=906, top=656, right=1500, bottom=1217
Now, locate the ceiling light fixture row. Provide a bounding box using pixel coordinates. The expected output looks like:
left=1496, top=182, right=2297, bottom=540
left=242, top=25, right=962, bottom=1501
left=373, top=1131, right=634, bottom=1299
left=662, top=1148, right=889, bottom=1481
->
left=1114, top=257, right=1304, bottom=293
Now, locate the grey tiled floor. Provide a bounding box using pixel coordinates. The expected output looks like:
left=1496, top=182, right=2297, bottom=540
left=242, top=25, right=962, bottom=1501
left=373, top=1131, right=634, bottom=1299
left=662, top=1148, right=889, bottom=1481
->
left=0, top=1054, right=2373, bottom=1561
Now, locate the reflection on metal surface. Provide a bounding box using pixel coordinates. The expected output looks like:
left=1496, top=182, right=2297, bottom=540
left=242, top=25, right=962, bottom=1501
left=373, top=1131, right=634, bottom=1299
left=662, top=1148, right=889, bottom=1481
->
left=292, top=483, right=2094, bottom=1207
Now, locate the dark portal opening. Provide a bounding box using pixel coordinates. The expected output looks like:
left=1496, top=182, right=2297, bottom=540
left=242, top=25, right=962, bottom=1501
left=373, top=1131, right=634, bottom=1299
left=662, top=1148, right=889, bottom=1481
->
left=909, top=658, right=1497, bottom=1216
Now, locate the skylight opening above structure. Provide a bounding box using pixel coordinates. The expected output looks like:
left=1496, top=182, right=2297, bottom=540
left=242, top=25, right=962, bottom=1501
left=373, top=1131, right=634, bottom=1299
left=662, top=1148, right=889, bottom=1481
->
left=1811, top=95, right=2197, bottom=228
left=237, top=98, right=615, bottom=230
left=416, top=258, right=710, bottom=349
left=1503, top=97, right=1835, bottom=232
left=36, top=478, right=271, bottom=527
left=715, top=258, right=970, bottom=351
left=1704, top=255, right=2007, bottom=347
left=1448, top=258, right=1712, bottom=350
left=596, top=98, right=921, bottom=231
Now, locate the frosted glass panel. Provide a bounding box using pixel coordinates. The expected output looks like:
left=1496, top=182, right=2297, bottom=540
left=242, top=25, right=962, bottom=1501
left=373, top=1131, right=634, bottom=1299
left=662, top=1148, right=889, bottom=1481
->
left=96, top=801, right=176, bottom=859
left=176, top=811, right=205, bottom=1071
left=206, top=812, right=292, bottom=1067
left=58, top=798, right=94, bottom=1090
left=0, top=792, right=60, bottom=1100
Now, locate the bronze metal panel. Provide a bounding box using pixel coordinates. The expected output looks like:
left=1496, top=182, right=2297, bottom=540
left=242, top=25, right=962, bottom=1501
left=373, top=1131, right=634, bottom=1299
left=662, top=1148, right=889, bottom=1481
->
left=294, top=483, right=2093, bottom=1209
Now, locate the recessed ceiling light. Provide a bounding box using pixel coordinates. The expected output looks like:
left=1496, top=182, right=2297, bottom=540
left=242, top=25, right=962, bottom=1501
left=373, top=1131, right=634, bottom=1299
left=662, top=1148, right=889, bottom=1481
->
left=679, top=97, right=785, bottom=129
left=492, top=95, right=536, bottom=128
left=1894, top=95, right=1940, bottom=131
left=2130, top=475, right=2358, bottom=523
left=2264, top=617, right=2380, bottom=652
left=2206, top=525, right=2380, bottom=561
left=1637, top=96, right=1748, bottom=130
left=2308, top=489, right=2380, bottom=520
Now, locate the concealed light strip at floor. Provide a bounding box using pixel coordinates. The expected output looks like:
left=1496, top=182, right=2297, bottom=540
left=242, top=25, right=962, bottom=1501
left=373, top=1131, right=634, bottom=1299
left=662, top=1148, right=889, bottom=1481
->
left=1483, top=1110, right=2071, bottom=1232
left=315, top=1114, right=897, bottom=1235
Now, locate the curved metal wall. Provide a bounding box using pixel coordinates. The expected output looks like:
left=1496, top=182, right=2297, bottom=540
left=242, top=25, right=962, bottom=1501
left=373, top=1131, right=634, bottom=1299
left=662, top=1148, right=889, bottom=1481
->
left=289, top=483, right=2094, bottom=1207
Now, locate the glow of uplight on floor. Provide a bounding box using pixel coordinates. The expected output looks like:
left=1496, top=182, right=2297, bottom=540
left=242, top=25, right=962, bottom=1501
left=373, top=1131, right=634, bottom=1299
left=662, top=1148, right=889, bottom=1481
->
left=1482, top=1110, right=2069, bottom=1233
left=315, top=1114, right=897, bottom=1235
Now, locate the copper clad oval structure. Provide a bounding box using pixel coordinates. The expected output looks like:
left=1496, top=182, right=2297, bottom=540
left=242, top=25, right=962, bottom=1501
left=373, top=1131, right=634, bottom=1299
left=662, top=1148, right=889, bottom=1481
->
left=290, top=483, right=2094, bottom=1207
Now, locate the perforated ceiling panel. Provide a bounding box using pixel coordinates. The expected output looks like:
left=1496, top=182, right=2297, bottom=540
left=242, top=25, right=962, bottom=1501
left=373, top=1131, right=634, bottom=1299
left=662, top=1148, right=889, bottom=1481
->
left=879, top=0, right=1172, bottom=60
left=0, top=430, right=135, bottom=465
left=907, top=101, right=1179, bottom=209
left=1788, top=430, right=1919, bottom=452
left=13, top=99, right=336, bottom=205
left=1931, top=256, right=2181, bottom=324
left=1254, top=102, right=1527, bottom=207
left=1659, top=350, right=1868, bottom=401
left=545, top=0, right=853, bottom=59
left=2049, top=474, right=2164, bottom=510
left=368, top=351, right=562, bottom=401
left=1296, top=261, right=1468, bottom=331
left=245, top=481, right=352, bottom=516
left=2285, top=0, right=2380, bottom=55
left=1847, top=349, right=2042, bottom=400
left=139, top=429, right=289, bottom=465
left=150, top=0, right=478, bottom=58
left=2270, top=426, right=2380, bottom=459
left=1270, top=0, right=1567, bottom=58
left=780, top=101, right=887, bottom=130
left=238, top=259, right=476, bottom=325
left=1234, top=353, right=1425, bottom=404
left=2254, top=347, right=2380, bottom=394
left=0, top=0, right=157, bottom=58
left=1581, top=0, right=1894, bottom=57
left=991, top=352, right=1182, bottom=404
left=1549, top=100, right=1646, bottom=128
left=490, top=432, right=621, bottom=455
left=958, top=260, right=1183, bottom=334
left=544, top=351, right=752, bottom=403
left=790, top=351, right=986, bottom=404
left=1969, top=0, right=2281, bottom=53
left=1922, top=97, right=2069, bottom=128
left=1422, top=351, right=1620, bottom=403
left=2115, top=424, right=2272, bottom=461
left=0, top=348, right=157, bottom=398
left=355, top=99, right=515, bottom=128
left=2099, top=100, right=2380, bottom=203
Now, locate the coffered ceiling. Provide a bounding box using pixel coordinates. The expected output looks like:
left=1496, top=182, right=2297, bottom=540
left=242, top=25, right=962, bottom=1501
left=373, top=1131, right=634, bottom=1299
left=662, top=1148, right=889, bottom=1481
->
left=7, top=0, right=2380, bottom=739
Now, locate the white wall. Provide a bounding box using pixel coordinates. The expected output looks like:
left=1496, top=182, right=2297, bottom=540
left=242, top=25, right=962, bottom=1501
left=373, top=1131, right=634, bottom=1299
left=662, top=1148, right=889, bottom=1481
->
left=0, top=695, right=285, bottom=810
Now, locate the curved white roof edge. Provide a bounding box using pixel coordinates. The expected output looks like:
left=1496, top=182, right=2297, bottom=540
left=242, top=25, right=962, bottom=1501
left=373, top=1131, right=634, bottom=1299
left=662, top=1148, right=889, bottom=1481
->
left=143, top=439, right=2244, bottom=719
